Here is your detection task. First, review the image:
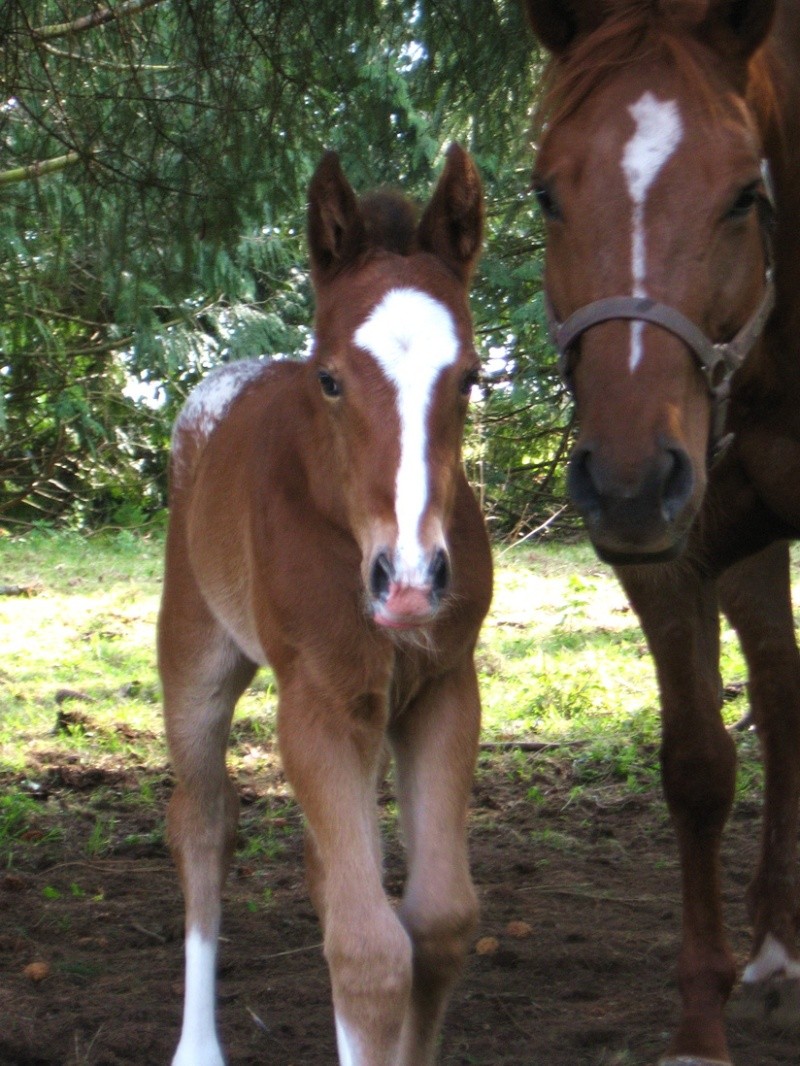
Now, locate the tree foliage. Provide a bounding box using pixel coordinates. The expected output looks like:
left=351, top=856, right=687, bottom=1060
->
left=0, top=0, right=571, bottom=534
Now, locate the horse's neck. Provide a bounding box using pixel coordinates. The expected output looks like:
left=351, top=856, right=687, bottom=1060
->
left=759, top=26, right=800, bottom=358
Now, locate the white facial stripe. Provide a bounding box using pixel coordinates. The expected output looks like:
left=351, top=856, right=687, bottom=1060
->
left=621, top=92, right=683, bottom=371
left=353, top=288, right=459, bottom=580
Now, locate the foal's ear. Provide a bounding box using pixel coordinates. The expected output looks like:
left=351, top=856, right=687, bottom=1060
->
left=522, top=0, right=605, bottom=54
left=307, top=152, right=367, bottom=283
left=698, top=0, right=777, bottom=60
left=416, top=144, right=483, bottom=284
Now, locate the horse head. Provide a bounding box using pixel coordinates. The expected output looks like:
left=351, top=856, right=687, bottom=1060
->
left=306, top=145, right=484, bottom=626
left=526, top=0, right=778, bottom=562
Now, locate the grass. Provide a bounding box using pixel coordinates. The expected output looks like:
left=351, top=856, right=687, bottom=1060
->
left=1, top=528, right=798, bottom=857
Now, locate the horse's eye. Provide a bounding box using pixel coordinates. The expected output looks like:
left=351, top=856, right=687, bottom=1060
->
left=533, top=181, right=561, bottom=222
left=460, top=368, right=480, bottom=397
left=317, top=370, right=341, bottom=398
left=727, top=183, right=759, bottom=220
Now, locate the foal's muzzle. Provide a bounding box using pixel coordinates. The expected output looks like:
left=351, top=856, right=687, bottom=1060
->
left=369, top=547, right=450, bottom=628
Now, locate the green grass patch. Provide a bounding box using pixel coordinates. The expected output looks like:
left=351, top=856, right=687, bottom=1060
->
left=1, top=529, right=798, bottom=842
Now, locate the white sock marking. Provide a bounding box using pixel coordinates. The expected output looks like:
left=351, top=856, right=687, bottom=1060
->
left=621, top=92, right=683, bottom=371
left=172, top=929, right=225, bottom=1066
left=335, top=1013, right=363, bottom=1066
left=353, top=288, right=459, bottom=580
left=742, top=932, right=800, bottom=984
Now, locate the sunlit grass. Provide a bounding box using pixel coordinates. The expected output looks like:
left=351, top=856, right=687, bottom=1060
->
left=1, top=530, right=798, bottom=809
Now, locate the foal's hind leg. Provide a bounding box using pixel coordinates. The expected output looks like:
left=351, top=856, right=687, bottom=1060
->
left=390, top=658, right=481, bottom=1065
left=277, top=674, right=412, bottom=1066
left=159, top=573, right=256, bottom=1066
left=719, top=542, right=800, bottom=993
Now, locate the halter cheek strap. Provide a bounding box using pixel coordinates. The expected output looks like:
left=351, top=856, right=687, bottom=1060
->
left=547, top=275, right=775, bottom=445
left=545, top=159, right=776, bottom=452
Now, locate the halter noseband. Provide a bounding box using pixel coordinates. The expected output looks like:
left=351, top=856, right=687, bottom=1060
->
left=545, top=165, right=776, bottom=452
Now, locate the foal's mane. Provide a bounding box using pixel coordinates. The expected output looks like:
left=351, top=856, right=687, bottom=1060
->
left=359, top=190, right=419, bottom=256
left=533, top=1, right=775, bottom=134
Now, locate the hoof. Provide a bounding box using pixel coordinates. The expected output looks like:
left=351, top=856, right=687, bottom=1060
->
left=729, top=975, right=800, bottom=1029
left=659, top=1059, right=731, bottom=1066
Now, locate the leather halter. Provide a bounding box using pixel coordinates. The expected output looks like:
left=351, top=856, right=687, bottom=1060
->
left=544, top=166, right=777, bottom=451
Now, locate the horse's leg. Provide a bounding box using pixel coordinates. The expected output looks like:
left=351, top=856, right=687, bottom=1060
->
left=719, top=542, right=800, bottom=995
left=617, top=564, right=737, bottom=1064
left=159, top=563, right=256, bottom=1066
left=278, top=676, right=412, bottom=1066
left=390, top=659, right=481, bottom=1066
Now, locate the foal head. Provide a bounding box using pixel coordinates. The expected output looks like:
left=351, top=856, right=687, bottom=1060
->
left=306, top=145, right=483, bottom=628
left=526, top=0, right=777, bottom=562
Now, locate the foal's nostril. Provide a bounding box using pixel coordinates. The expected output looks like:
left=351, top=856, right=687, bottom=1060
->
left=661, top=447, right=694, bottom=522
left=429, top=548, right=451, bottom=598
left=370, top=552, right=393, bottom=602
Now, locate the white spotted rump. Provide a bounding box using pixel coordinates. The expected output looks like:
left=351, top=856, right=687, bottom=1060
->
left=354, top=288, right=459, bottom=580
left=621, top=92, right=683, bottom=371
left=174, top=358, right=268, bottom=453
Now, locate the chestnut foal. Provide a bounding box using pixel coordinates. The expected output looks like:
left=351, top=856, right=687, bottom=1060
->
left=158, top=145, right=492, bottom=1066
left=525, top=1, right=800, bottom=1062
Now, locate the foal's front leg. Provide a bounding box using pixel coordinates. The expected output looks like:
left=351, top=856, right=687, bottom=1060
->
left=391, top=658, right=481, bottom=1065
left=160, top=587, right=256, bottom=1066
left=618, top=563, right=737, bottom=1065
left=278, top=675, right=412, bottom=1066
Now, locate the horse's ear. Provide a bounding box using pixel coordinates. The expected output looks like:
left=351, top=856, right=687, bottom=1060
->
left=698, top=0, right=777, bottom=60
left=522, top=0, right=605, bottom=54
left=416, top=144, right=483, bottom=284
left=307, top=152, right=367, bottom=283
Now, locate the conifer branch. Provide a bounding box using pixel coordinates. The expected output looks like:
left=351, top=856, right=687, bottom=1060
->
left=32, top=0, right=166, bottom=41
left=0, top=152, right=81, bottom=186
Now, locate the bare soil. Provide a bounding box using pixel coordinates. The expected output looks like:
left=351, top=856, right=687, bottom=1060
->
left=0, top=748, right=796, bottom=1066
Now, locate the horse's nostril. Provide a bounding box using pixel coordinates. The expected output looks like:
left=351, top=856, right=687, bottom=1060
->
left=370, top=552, right=393, bottom=601
left=661, top=447, right=694, bottom=522
left=567, top=445, right=602, bottom=520
left=429, top=548, right=450, bottom=598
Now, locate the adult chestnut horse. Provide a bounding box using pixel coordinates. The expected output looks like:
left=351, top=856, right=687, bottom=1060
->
left=158, top=145, right=492, bottom=1066
left=525, top=1, right=800, bottom=1063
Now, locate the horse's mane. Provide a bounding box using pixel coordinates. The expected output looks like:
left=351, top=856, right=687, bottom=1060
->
left=358, top=190, right=418, bottom=256
left=533, top=1, right=776, bottom=135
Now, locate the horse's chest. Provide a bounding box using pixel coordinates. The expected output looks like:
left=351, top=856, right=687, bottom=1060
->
left=741, top=427, right=800, bottom=532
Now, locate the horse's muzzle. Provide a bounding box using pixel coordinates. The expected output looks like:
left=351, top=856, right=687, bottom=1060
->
left=567, top=440, right=696, bottom=563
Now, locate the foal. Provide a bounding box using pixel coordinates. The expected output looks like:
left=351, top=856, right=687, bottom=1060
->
left=158, top=144, right=492, bottom=1066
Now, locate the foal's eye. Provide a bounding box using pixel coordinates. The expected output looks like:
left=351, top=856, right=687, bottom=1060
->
left=727, top=183, right=759, bottom=220
left=317, top=370, right=341, bottom=398
left=460, top=368, right=481, bottom=397
left=533, top=181, right=561, bottom=222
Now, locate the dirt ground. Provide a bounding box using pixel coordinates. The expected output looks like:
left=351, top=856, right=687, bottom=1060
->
left=0, top=748, right=797, bottom=1066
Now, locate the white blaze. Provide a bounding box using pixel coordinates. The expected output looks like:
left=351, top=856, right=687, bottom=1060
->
left=354, top=288, right=459, bottom=580
left=621, top=92, right=683, bottom=371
